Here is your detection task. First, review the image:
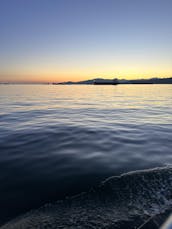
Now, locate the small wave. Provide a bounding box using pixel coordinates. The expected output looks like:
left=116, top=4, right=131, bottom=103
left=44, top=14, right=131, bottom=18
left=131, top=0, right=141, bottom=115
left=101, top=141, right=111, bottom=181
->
left=1, top=166, right=172, bottom=228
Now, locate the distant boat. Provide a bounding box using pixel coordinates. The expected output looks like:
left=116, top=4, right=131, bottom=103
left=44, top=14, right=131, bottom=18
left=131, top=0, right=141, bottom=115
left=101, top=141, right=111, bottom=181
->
left=93, top=78, right=118, bottom=85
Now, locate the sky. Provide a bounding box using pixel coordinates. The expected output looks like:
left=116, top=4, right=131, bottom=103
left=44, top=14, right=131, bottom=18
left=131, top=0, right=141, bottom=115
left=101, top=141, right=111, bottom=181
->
left=0, top=0, right=172, bottom=83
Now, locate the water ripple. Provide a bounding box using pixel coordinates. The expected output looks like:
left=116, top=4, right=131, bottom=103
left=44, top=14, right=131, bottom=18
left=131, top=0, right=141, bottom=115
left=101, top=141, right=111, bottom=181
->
left=0, top=84, right=172, bottom=225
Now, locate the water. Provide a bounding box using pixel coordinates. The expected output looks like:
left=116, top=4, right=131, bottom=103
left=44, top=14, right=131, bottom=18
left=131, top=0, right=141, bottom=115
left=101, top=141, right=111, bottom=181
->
left=0, top=84, right=172, bottom=227
left=2, top=166, right=172, bottom=229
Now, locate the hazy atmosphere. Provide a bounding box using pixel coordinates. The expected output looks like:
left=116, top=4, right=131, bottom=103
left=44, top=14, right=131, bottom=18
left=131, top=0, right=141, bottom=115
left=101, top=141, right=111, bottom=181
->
left=0, top=0, right=172, bottom=83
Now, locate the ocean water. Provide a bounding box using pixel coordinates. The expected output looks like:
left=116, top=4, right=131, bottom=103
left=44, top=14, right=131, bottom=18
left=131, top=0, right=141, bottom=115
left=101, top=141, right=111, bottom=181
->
left=0, top=84, right=172, bottom=227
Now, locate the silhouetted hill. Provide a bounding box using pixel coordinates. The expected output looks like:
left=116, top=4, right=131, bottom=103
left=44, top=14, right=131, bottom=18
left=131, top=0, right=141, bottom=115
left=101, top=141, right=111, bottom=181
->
left=129, top=77, right=172, bottom=84
left=53, top=77, right=172, bottom=85
left=55, top=78, right=103, bottom=85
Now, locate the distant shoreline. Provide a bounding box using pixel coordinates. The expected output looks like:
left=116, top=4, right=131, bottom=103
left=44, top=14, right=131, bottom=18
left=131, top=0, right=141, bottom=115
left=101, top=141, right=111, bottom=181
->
left=54, top=77, right=172, bottom=85
left=1, top=77, right=172, bottom=85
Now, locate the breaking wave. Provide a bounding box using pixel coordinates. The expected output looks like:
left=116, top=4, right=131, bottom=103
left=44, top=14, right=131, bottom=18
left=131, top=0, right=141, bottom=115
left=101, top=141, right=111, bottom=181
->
left=1, top=166, right=172, bottom=228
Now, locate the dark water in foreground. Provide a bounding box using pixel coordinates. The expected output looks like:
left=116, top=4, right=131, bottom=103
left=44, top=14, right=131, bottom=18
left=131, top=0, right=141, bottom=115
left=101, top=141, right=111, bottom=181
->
left=0, top=84, right=172, bottom=227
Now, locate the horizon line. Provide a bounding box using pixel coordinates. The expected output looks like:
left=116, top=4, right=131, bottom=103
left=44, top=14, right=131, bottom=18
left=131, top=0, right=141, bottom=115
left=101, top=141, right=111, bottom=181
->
left=0, top=76, right=172, bottom=84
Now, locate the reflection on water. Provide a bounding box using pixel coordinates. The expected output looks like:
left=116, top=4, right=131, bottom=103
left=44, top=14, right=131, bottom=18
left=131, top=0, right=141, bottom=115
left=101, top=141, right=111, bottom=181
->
left=0, top=84, right=172, bottom=224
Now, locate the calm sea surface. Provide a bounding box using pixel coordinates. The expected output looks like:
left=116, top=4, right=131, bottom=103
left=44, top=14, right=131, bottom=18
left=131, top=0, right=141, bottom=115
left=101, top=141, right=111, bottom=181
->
left=0, top=84, right=172, bottom=224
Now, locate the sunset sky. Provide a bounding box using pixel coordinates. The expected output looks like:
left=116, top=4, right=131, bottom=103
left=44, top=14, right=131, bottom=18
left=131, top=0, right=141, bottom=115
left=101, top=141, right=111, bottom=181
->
left=0, top=0, right=172, bottom=83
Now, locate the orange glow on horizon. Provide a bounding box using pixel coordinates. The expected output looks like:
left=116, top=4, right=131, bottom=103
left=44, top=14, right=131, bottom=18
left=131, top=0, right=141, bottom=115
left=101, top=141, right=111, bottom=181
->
left=0, top=64, right=172, bottom=83
left=0, top=70, right=172, bottom=83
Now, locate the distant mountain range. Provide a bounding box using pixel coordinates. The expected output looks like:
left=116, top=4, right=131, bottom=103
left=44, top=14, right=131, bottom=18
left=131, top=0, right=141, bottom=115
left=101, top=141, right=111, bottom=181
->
left=53, top=77, right=172, bottom=85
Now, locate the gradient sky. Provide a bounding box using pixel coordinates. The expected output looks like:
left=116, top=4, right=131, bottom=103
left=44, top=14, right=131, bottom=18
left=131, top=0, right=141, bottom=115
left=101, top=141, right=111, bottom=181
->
left=0, top=0, right=172, bottom=82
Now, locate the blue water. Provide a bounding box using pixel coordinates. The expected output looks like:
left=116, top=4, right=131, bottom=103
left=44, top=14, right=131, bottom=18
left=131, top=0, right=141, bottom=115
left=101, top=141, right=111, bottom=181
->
left=0, top=84, right=172, bottom=226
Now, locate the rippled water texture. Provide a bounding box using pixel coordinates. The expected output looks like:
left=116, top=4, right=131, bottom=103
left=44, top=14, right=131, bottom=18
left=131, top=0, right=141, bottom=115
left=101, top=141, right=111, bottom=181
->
left=0, top=84, right=172, bottom=225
